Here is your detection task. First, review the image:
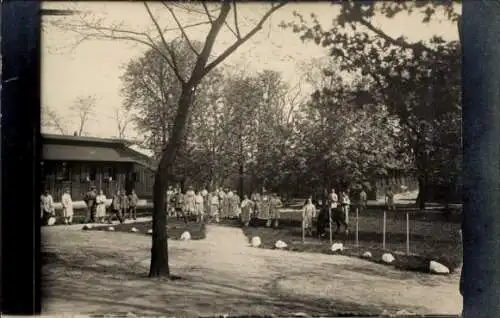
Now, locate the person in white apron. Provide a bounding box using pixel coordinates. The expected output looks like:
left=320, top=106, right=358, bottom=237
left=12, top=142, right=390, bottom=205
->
left=340, top=191, right=351, bottom=224
left=61, top=188, right=74, bottom=225
left=210, top=191, right=220, bottom=223
left=302, top=198, right=316, bottom=237
left=194, top=191, right=204, bottom=223
left=240, top=195, right=253, bottom=227
left=95, top=189, right=107, bottom=223
left=41, top=190, right=55, bottom=226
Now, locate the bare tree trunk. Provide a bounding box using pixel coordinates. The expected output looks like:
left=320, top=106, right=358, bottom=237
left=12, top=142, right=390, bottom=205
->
left=149, top=87, right=194, bottom=278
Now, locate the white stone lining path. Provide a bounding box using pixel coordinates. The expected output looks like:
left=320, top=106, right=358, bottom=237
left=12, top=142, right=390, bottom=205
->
left=42, top=219, right=462, bottom=316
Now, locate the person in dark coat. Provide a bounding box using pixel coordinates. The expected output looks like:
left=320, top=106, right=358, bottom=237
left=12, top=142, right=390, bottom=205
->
left=175, top=188, right=187, bottom=224
left=83, top=186, right=97, bottom=223
left=108, top=189, right=124, bottom=224
left=128, top=189, right=139, bottom=220
left=121, top=190, right=130, bottom=219
left=240, top=194, right=254, bottom=227
left=269, top=193, right=283, bottom=229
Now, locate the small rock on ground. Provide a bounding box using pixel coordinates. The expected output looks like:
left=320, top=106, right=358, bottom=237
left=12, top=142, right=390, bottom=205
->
left=275, top=240, right=288, bottom=249
left=251, top=236, right=261, bottom=247
left=180, top=231, right=191, bottom=241
left=430, top=260, right=450, bottom=274
left=382, top=253, right=395, bottom=264
left=331, top=243, right=344, bottom=252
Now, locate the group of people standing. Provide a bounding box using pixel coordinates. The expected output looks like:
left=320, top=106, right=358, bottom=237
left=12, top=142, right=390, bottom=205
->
left=40, top=186, right=139, bottom=226
left=165, top=186, right=283, bottom=228
left=302, top=188, right=367, bottom=238
left=301, top=186, right=396, bottom=238
left=83, top=186, right=139, bottom=224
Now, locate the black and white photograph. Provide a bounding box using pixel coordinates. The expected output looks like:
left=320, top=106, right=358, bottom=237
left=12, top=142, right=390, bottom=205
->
left=40, top=1, right=463, bottom=316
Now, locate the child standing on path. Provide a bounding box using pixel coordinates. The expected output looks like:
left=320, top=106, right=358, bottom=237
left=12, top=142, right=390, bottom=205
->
left=108, top=189, right=124, bottom=224
left=128, top=189, right=139, bottom=220
left=61, top=188, right=74, bottom=225
left=95, top=189, right=107, bottom=223
left=302, top=197, right=316, bottom=237
left=41, top=190, right=55, bottom=226
left=385, top=187, right=395, bottom=211
left=240, top=195, right=254, bottom=227
left=120, top=190, right=129, bottom=220
left=195, top=191, right=204, bottom=223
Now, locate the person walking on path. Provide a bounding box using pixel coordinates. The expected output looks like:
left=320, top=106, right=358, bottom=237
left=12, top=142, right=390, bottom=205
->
left=340, top=191, right=351, bottom=224
left=108, top=189, right=124, bottom=224
left=328, top=188, right=339, bottom=213
left=222, top=188, right=232, bottom=219
left=166, top=186, right=175, bottom=217
left=251, top=192, right=261, bottom=221
left=195, top=191, right=205, bottom=223
left=269, top=193, right=283, bottom=229
left=41, top=189, right=56, bottom=226
left=61, top=188, right=74, bottom=225
left=184, top=186, right=196, bottom=219
left=302, top=197, right=316, bottom=237
left=83, top=186, right=97, bottom=223
left=385, top=187, right=395, bottom=211
left=128, top=189, right=139, bottom=220
left=359, top=188, right=367, bottom=213
left=240, top=194, right=254, bottom=227
left=120, top=190, right=130, bottom=220
left=230, top=190, right=241, bottom=219
left=175, top=188, right=187, bottom=223
left=210, top=190, right=220, bottom=223
left=261, top=191, right=272, bottom=227
left=201, top=187, right=209, bottom=216
left=95, top=189, right=107, bottom=223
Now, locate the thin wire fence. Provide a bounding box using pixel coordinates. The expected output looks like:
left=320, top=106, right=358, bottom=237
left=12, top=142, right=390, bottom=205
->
left=295, top=205, right=460, bottom=256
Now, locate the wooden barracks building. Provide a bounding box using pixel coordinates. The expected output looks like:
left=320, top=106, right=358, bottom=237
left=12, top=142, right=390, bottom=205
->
left=41, top=134, right=156, bottom=201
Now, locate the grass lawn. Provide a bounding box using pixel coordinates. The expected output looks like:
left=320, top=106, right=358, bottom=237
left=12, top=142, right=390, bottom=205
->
left=219, top=209, right=462, bottom=275
left=86, top=217, right=206, bottom=240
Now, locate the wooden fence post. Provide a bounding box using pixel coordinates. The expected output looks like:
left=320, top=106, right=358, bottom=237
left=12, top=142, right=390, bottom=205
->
left=302, top=216, right=305, bottom=244
left=329, top=208, right=333, bottom=245
left=383, top=211, right=387, bottom=250
left=355, top=207, right=359, bottom=247
left=406, top=212, right=410, bottom=255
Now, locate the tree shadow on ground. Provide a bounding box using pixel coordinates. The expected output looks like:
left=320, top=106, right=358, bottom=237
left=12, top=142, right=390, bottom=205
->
left=42, top=250, right=412, bottom=316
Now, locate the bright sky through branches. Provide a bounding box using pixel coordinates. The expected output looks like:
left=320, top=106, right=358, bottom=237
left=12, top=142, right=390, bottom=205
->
left=42, top=1, right=459, bottom=139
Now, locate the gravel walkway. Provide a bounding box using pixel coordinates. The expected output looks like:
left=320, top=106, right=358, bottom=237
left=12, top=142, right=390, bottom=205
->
left=42, top=222, right=462, bottom=316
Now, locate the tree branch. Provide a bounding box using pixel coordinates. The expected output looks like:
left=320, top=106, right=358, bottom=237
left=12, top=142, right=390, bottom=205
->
left=224, top=21, right=239, bottom=39
left=202, top=3, right=287, bottom=78
left=162, top=2, right=200, bottom=57
left=43, top=107, right=68, bottom=135
left=357, top=17, right=436, bottom=55
left=232, top=1, right=242, bottom=39
left=202, top=2, right=214, bottom=24
left=143, top=2, right=186, bottom=83
left=189, top=3, right=232, bottom=84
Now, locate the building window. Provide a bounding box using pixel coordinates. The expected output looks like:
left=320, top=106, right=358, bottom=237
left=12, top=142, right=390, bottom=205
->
left=103, top=167, right=116, bottom=181
left=55, top=162, right=70, bottom=181
left=89, top=167, right=97, bottom=181
left=80, top=165, right=97, bottom=182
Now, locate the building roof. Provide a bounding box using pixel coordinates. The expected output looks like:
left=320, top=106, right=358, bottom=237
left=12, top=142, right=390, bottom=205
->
left=42, top=134, right=156, bottom=170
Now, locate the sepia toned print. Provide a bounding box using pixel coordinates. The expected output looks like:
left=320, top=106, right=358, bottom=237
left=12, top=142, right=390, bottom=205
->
left=41, top=2, right=462, bottom=316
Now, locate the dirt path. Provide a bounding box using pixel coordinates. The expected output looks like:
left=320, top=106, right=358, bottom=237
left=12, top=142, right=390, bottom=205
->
left=42, top=223, right=462, bottom=316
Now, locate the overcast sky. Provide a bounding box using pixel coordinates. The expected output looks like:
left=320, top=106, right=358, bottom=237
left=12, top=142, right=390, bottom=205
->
left=41, top=2, right=459, bottom=139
